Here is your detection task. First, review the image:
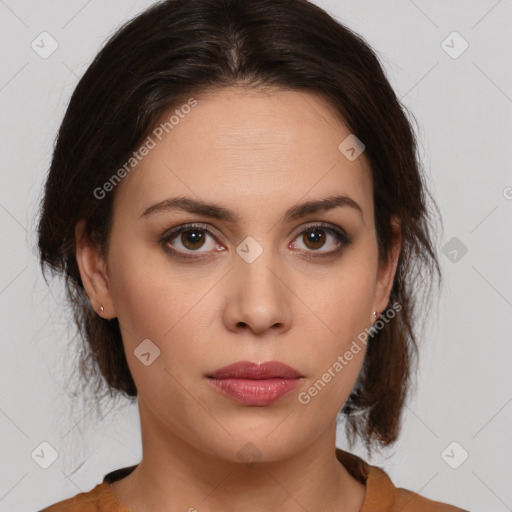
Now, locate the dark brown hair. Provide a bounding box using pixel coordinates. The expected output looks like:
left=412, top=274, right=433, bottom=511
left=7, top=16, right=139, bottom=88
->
left=36, top=0, right=442, bottom=454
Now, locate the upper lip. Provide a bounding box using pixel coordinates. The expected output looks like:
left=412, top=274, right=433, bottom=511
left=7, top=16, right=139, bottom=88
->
left=208, top=361, right=303, bottom=379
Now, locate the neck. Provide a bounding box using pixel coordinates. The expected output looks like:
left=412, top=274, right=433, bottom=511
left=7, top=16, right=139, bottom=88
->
left=110, top=397, right=366, bottom=512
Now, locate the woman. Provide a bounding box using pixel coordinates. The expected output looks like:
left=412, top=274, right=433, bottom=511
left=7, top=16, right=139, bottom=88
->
left=37, top=0, right=468, bottom=510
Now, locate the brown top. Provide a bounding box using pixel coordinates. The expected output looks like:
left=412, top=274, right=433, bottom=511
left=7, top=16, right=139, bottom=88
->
left=39, top=448, right=468, bottom=511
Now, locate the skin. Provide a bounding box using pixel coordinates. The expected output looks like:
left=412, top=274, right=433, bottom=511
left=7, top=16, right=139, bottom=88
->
left=76, top=87, right=401, bottom=512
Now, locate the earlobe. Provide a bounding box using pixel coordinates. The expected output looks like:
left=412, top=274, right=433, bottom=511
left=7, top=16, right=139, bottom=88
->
left=75, top=220, right=115, bottom=319
left=372, top=216, right=402, bottom=318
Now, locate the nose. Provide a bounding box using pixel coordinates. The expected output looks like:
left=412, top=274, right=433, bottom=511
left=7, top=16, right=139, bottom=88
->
left=222, top=250, right=292, bottom=336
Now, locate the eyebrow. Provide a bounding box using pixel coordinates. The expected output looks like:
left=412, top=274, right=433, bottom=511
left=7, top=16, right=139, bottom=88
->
left=140, top=194, right=363, bottom=223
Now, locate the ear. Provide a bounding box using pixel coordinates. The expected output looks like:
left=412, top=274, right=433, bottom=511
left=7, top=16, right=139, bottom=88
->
left=372, top=215, right=401, bottom=319
left=75, top=220, right=115, bottom=319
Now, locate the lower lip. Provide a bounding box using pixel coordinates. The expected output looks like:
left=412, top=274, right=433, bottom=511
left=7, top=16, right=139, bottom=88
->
left=207, top=377, right=302, bottom=406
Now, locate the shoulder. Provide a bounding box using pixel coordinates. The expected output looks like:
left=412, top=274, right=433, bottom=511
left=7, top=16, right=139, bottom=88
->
left=393, top=485, right=470, bottom=511
left=366, top=464, right=470, bottom=511
left=39, top=483, right=103, bottom=511
left=335, top=448, right=469, bottom=512
left=39, top=465, right=137, bottom=511
left=39, top=482, right=125, bottom=512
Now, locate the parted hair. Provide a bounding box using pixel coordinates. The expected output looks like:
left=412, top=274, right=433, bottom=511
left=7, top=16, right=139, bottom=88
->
left=36, top=0, right=442, bottom=453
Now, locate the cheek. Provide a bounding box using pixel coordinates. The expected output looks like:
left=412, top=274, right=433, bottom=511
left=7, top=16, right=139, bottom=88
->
left=107, top=246, right=214, bottom=383
left=295, top=294, right=371, bottom=425
left=108, top=243, right=197, bottom=343
left=109, top=266, right=168, bottom=346
left=296, top=256, right=376, bottom=408
left=315, top=256, right=376, bottom=343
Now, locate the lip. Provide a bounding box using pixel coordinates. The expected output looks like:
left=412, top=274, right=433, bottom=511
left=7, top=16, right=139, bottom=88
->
left=208, top=361, right=303, bottom=380
left=207, top=361, right=304, bottom=406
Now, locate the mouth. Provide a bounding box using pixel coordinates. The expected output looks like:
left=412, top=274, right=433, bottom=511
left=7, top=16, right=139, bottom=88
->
left=206, top=361, right=304, bottom=406
left=208, top=360, right=303, bottom=380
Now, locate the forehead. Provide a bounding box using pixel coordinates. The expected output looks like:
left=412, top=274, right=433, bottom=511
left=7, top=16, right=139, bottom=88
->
left=113, top=87, right=373, bottom=222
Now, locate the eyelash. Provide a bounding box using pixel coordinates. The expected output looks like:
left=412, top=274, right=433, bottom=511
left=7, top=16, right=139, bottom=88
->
left=159, top=222, right=351, bottom=261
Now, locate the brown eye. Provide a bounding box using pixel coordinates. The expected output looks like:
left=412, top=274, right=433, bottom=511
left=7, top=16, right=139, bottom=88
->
left=290, top=223, right=350, bottom=257
left=179, top=229, right=206, bottom=250
left=160, top=222, right=350, bottom=261
left=162, top=224, right=224, bottom=258
left=302, top=228, right=326, bottom=250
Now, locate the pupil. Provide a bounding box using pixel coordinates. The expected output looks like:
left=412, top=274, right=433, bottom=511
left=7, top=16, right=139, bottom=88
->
left=309, top=230, right=321, bottom=242
left=182, top=229, right=204, bottom=249
left=305, top=228, right=325, bottom=249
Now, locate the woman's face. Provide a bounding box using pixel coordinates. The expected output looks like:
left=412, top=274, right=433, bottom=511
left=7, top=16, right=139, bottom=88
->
left=78, top=87, right=400, bottom=463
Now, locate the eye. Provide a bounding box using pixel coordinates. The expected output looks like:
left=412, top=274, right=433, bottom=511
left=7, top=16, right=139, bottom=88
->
left=160, top=223, right=225, bottom=259
left=290, top=222, right=350, bottom=257
left=159, top=222, right=351, bottom=260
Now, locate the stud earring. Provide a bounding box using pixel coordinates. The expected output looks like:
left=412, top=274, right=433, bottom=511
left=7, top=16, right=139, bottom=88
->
left=99, top=306, right=104, bottom=313
left=373, top=311, right=378, bottom=320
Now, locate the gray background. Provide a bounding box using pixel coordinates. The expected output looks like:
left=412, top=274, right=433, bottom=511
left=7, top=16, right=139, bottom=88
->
left=0, top=1, right=511, bottom=511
